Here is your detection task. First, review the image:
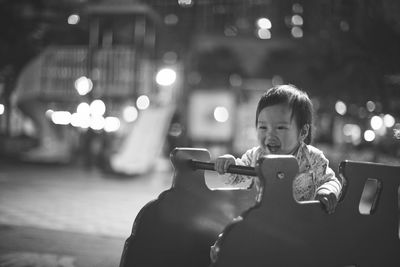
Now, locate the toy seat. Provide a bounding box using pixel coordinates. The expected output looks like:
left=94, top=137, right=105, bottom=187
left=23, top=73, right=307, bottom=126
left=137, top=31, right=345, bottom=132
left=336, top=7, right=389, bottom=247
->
left=119, top=148, right=258, bottom=267
left=211, top=156, right=400, bottom=267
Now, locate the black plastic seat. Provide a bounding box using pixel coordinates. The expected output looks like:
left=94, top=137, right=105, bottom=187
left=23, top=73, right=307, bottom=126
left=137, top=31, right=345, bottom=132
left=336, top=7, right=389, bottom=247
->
left=119, top=148, right=258, bottom=267
left=211, top=158, right=400, bottom=267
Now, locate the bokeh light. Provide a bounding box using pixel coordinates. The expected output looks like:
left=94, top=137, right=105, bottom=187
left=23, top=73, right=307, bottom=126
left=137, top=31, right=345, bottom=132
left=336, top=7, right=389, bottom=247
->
left=291, top=15, right=303, bottom=26
left=156, top=68, right=177, bottom=86
left=90, top=100, right=106, bottom=116
left=164, top=14, right=179, bottom=25
left=370, top=115, right=383, bottom=130
left=291, top=26, right=303, bottom=38
left=383, top=114, right=395, bottom=128
left=51, top=111, right=71, bottom=125
left=343, top=124, right=361, bottom=145
left=75, top=76, right=93, bottom=96
left=364, top=130, right=376, bottom=142
left=366, top=100, right=376, bottom=112
left=136, top=95, right=150, bottom=110
left=90, top=115, right=105, bottom=131
left=256, top=18, right=272, bottom=29
left=45, top=109, right=54, bottom=119
left=77, top=102, right=90, bottom=115
left=214, top=106, right=229, bottom=123
left=335, top=101, right=347, bottom=115
left=67, top=14, right=80, bottom=25
left=123, top=106, right=138, bottom=122
left=178, top=0, right=193, bottom=7
left=292, top=3, right=303, bottom=13
left=104, top=117, right=121, bottom=132
left=257, top=28, right=271, bottom=39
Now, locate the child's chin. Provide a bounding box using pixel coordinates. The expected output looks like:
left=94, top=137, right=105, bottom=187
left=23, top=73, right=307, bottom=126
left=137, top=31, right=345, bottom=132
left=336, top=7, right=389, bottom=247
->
left=269, top=149, right=285, bottom=154
left=268, top=148, right=280, bottom=154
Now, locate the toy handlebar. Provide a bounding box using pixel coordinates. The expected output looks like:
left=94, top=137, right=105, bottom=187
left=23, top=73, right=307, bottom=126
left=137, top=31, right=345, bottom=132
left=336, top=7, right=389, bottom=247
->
left=190, top=160, right=257, bottom=177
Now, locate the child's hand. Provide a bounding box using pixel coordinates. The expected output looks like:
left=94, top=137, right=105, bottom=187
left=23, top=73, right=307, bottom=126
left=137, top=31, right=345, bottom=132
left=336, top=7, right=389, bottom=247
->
left=315, top=192, right=337, bottom=214
left=214, top=155, right=236, bottom=174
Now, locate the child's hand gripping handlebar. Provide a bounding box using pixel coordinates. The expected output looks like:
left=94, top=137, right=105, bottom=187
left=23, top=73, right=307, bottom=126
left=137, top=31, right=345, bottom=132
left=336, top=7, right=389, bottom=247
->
left=190, top=160, right=257, bottom=177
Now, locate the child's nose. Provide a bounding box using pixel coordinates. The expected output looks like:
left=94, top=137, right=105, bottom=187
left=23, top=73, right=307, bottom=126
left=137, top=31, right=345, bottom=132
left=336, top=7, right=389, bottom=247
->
left=265, top=128, right=275, bottom=137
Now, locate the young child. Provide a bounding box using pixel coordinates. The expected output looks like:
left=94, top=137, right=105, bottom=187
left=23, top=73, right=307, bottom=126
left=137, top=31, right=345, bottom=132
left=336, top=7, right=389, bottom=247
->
left=215, top=84, right=342, bottom=214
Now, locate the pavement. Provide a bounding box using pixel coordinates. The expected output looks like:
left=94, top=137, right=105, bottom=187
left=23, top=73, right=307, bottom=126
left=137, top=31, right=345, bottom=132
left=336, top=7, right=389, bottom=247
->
left=0, top=158, right=174, bottom=267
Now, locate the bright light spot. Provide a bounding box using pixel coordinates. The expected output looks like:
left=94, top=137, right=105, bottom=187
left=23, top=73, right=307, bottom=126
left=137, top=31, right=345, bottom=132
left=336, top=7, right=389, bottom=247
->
left=77, top=102, right=90, bottom=115
left=214, top=106, right=229, bottom=123
left=51, top=111, right=71, bottom=125
left=70, top=113, right=81, bottom=127
left=364, top=130, right=375, bottom=142
left=366, top=100, right=375, bottom=112
left=292, top=3, right=303, bottom=13
left=178, top=0, right=193, bottom=7
left=90, top=99, right=106, bottom=116
left=383, top=114, right=395, bottom=128
left=45, top=109, right=54, bottom=119
left=370, top=115, right=383, bottom=130
left=104, top=117, right=121, bottom=132
left=256, top=18, right=272, bottom=29
left=291, top=15, right=303, bottom=26
left=335, top=101, right=347, bottom=115
left=123, top=106, right=138, bottom=122
left=136, top=95, right=150, bottom=110
left=257, top=28, right=271, bottom=39
left=164, top=14, right=179, bottom=25
left=291, top=26, right=303, bottom=38
left=79, top=115, right=91, bottom=129
left=67, top=14, right=80, bottom=25
left=75, top=76, right=93, bottom=95
left=70, top=112, right=91, bottom=128
left=156, top=68, right=177, bottom=86
left=90, top=115, right=105, bottom=131
left=0, top=104, right=4, bottom=115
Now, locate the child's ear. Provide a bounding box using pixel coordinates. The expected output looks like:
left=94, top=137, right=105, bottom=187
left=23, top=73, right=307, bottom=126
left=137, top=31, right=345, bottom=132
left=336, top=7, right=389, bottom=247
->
left=300, top=124, right=310, bottom=141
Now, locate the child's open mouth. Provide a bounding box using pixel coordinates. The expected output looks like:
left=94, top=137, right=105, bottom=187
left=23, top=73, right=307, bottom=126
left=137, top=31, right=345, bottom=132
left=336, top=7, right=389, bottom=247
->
left=267, top=144, right=280, bottom=153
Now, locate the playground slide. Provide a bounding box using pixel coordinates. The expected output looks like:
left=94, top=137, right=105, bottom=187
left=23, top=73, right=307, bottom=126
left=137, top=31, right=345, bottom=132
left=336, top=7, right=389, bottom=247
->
left=110, top=105, right=175, bottom=175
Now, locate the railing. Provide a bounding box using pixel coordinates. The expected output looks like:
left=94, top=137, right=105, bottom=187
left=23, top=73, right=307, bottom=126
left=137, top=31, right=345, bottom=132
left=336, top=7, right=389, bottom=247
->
left=38, top=46, right=136, bottom=99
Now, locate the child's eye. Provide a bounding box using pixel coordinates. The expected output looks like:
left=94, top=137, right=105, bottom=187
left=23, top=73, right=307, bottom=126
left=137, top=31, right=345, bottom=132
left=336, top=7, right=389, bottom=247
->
left=258, top=126, right=267, bottom=130
left=277, top=126, right=288, bottom=130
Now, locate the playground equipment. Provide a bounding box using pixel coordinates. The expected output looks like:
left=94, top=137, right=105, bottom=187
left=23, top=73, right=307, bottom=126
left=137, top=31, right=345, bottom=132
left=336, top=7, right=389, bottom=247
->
left=9, top=2, right=169, bottom=169
left=119, top=148, right=258, bottom=267
left=119, top=147, right=400, bottom=267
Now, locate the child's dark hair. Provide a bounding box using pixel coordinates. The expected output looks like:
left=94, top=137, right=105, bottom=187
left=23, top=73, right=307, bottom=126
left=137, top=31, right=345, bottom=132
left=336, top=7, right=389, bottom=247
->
left=255, top=84, right=314, bottom=144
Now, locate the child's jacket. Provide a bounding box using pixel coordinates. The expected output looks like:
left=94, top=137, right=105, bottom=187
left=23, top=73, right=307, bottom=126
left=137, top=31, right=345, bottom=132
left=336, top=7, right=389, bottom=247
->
left=222, top=143, right=342, bottom=201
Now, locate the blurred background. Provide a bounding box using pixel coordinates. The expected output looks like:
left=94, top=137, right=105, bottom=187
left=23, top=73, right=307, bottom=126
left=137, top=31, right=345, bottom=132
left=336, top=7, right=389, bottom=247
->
left=1, top=0, right=400, bottom=172
left=0, top=0, right=400, bottom=265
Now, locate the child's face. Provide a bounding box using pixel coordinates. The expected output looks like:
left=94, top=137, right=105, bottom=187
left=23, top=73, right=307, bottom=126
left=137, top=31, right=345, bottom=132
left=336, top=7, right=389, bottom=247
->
left=257, top=103, right=303, bottom=155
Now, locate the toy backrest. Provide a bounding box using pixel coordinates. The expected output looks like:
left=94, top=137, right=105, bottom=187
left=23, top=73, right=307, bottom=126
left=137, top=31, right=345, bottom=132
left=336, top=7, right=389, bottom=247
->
left=119, top=148, right=258, bottom=267
left=211, top=156, right=400, bottom=267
